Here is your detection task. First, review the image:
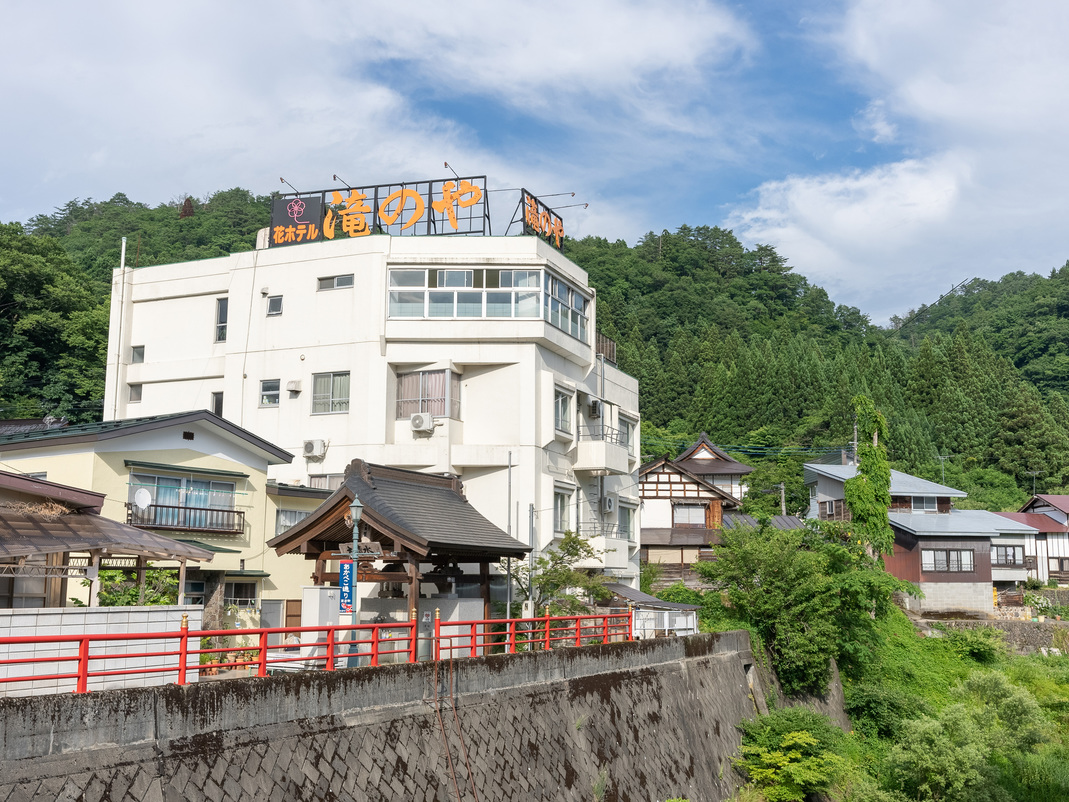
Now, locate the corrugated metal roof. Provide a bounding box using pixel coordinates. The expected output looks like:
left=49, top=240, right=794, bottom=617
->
left=993, top=512, right=1069, bottom=533
left=804, top=464, right=968, bottom=498
left=641, top=528, right=719, bottom=547
left=1029, top=495, right=1069, bottom=514
left=0, top=511, right=214, bottom=562
left=722, top=513, right=805, bottom=530
left=604, top=582, right=700, bottom=611
left=889, top=509, right=1037, bottom=537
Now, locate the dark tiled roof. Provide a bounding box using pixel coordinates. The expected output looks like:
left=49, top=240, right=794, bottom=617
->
left=674, top=456, right=753, bottom=477
left=721, top=513, right=805, bottom=530
left=641, top=528, right=721, bottom=547
left=0, top=410, right=293, bottom=464
left=270, top=459, right=530, bottom=560
left=0, top=510, right=214, bottom=562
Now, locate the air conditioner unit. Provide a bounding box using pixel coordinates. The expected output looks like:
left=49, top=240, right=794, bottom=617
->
left=286, top=380, right=302, bottom=393
left=600, top=495, right=616, bottom=515
left=303, top=439, right=327, bottom=458
left=410, top=412, right=435, bottom=432
left=589, top=398, right=602, bottom=418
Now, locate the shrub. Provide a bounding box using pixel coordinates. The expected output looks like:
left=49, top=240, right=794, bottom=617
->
left=735, top=708, right=848, bottom=801
left=844, top=681, right=928, bottom=739
left=944, top=626, right=1007, bottom=664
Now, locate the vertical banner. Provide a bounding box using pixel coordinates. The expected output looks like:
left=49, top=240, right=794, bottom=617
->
left=339, top=560, right=354, bottom=613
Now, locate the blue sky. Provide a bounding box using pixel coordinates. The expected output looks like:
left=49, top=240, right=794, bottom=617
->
left=3, top=1, right=1068, bottom=324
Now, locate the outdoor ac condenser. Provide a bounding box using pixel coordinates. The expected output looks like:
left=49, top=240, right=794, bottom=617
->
left=410, top=412, right=435, bottom=432
left=303, top=439, right=327, bottom=458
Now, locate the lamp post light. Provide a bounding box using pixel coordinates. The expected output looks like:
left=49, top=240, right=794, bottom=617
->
left=349, top=496, right=364, bottom=637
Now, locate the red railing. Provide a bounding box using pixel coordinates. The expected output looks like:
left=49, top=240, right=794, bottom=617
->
left=0, top=609, right=632, bottom=696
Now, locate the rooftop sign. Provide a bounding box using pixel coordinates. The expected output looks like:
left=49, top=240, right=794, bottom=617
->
left=270, top=177, right=567, bottom=250
left=270, top=175, right=489, bottom=247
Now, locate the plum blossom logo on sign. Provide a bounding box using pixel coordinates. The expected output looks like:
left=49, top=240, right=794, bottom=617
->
left=287, top=198, right=311, bottom=223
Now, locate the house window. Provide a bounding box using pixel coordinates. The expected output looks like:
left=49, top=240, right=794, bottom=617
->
left=912, top=496, right=938, bottom=512
left=260, top=379, right=280, bottom=407
left=921, top=549, right=975, bottom=573
left=554, top=389, right=572, bottom=433
left=215, top=298, right=228, bottom=342
left=130, top=474, right=235, bottom=510
left=396, top=370, right=461, bottom=419
left=554, top=488, right=572, bottom=533
left=318, top=274, right=354, bottom=291
left=183, top=580, right=206, bottom=606
left=276, top=509, right=311, bottom=536
left=224, top=581, right=258, bottom=608
left=131, top=345, right=145, bottom=364
left=309, top=474, right=345, bottom=491
left=992, top=545, right=1024, bottom=567
left=618, top=505, right=635, bottom=541
left=822, top=500, right=836, bottom=517
left=673, top=504, right=706, bottom=527
left=210, top=391, right=224, bottom=417
left=129, top=384, right=143, bottom=403
left=619, top=417, right=636, bottom=455
left=266, top=296, right=283, bottom=316
left=387, top=268, right=542, bottom=320
left=312, top=372, right=350, bottom=414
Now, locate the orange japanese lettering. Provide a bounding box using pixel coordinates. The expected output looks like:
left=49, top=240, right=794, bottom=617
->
left=432, top=180, right=484, bottom=230
left=379, top=188, right=426, bottom=232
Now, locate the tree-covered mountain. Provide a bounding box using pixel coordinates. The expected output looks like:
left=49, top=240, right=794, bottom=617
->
left=5, top=191, right=1069, bottom=509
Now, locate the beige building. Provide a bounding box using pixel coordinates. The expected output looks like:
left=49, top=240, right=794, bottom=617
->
left=0, top=411, right=327, bottom=622
left=102, top=233, right=641, bottom=584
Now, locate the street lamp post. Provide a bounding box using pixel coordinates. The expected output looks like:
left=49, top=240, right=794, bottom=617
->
left=349, top=497, right=363, bottom=641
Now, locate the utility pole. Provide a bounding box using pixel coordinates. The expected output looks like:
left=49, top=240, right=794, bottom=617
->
left=851, top=414, right=859, bottom=465
left=936, top=455, right=954, bottom=484
left=1027, top=470, right=1045, bottom=496
left=779, top=482, right=786, bottom=516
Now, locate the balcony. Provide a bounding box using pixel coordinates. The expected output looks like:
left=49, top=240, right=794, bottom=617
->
left=126, top=503, right=245, bottom=534
left=574, top=424, right=630, bottom=475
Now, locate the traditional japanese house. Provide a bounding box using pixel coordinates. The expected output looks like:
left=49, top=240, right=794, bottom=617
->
left=998, top=495, right=1069, bottom=585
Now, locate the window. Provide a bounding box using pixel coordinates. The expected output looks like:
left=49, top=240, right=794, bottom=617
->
left=210, top=391, right=223, bottom=417
left=618, top=505, right=635, bottom=541
left=992, top=545, right=1025, bottom=567
left=822, top=500, right=836, bottom=517
left=130, top=473, right=235, bottom=510
left=1049, top=557, right=1069, bottom=574
left=912, top=496, right=938, bottom=512
left=224, top=581, right=258, bottom=608
left=129, top=384, right=142, bottom=403
left=183, top=580, right=206, bottom=606
left=921, top=549, right=975, bottom=573
left=130, top=345, right=145, bottom=364
left=619, top=417, right=635, bottom=455
left=385, top=268, right=552, bottom=327
left=318, top=274, right=354, bottom=291
left=554, top=389, right=572, bottom=433
left=266, top=296, right=283, bottom=316
left=260, top=379, right=280, bottom=407
left=396, top=370, right=461, bottom=419
left=312, top=372, right=350, bottom=414
left=554, top=488, right=572, bottom=533
left=674, top=504, right=706, bottom=527
left=276, top=509, right=311, bottom=536
left=309, top=474, right=345, bottom=491
left=215, top=298, right=228, bottom=342
left=544, top=273, right=589, bottom=341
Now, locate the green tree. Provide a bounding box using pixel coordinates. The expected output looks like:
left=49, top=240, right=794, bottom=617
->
left=509, top=532, right=610, bottom=614
left=844, top=395, right=894, bottom=554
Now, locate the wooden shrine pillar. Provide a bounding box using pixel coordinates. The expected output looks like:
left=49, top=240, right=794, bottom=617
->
left=480, top=562, right=491, bottom=621
left=406, top=553, right=420, bottom=612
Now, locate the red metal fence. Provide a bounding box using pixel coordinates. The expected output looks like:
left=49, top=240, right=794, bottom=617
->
left=0, top=609, right=632, bottom=696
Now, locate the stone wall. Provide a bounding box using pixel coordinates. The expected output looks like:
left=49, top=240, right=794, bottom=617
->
left=0, top=631, right=810, bottom=802
left=937, top=619, right=1069, bottom=654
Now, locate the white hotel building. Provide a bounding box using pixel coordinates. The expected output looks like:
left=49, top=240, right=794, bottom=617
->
left=103, top=232, right=641, bottom=585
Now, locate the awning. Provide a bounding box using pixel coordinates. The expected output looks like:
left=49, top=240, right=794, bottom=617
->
left=124, top=460, right=250, bottom=479
left=175, top=539, right=242, bottom=553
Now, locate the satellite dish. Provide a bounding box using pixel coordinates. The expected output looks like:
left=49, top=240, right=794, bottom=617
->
left=133, top=488, right=152, bottom=510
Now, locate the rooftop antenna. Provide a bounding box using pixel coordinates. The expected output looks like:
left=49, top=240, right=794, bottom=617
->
left=332, top=174, right=352, bottom=188
left=443, top=161, right=461, bottom=180
left=279, top=177, right=301, bottom=194
left=1027, top=470, right=1046, bottom=496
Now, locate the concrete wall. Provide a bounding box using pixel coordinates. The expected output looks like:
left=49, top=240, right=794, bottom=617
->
left=0, top=632, right=792, bottom=801
left=903, top=581, right=994, bottom=615
left=0, top=605, right=203, bottom=697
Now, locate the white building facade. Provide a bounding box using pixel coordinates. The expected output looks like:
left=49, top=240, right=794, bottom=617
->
left=104, top=234, right=641, bottom=584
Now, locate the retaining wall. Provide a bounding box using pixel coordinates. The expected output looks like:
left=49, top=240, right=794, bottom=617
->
left=0, top=631, right=805, bottom=802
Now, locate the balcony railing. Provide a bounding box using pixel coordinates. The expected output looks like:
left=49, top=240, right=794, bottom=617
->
left=578, top=423, right=627, bottom=447
left=595, top=331, right=617, bottom=365
left=126, top=503, right=245, bottom=534
left=576, top=522, right=620, bottom=539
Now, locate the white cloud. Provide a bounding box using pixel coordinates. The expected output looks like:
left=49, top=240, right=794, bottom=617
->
left=853, top=100, right=896, bottom=143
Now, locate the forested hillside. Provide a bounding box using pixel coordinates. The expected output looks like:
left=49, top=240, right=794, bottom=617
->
left=4, top=191, right=1069, bottom=511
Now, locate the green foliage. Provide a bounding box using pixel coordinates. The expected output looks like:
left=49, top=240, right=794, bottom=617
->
left=735, top=708, right=849, bottom=801
left=696, top=522, right=913, bottom=694
left=942, top=626, right=1008, bottom=664
left=72, top=567, right=178, bottom=606
left=843, top=395, right=893, bottom=555
left=844, top=681, right=928, bottom=739
left=507, top=531, right=610, bottom=615
left=639, top=561, right=663, bottom=595
left=0, top=222, right=108, bottom=421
